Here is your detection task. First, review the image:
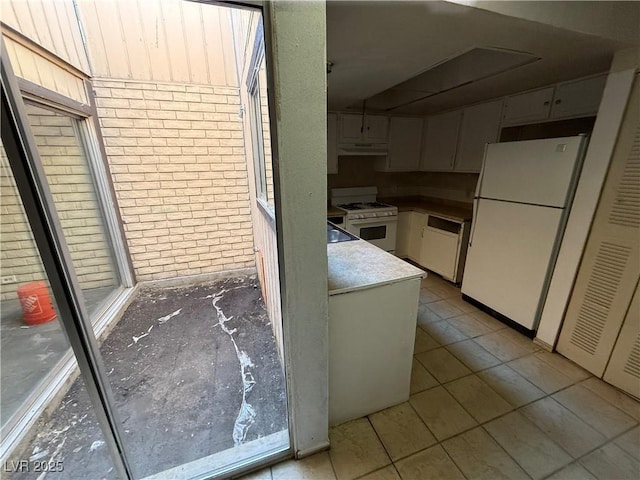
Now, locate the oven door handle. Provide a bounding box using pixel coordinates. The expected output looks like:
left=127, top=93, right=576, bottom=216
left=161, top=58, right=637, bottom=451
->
left=349, top=217, right=396, bottom=225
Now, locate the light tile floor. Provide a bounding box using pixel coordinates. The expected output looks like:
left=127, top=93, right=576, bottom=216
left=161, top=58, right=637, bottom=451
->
left=241, top=275, right=640, bottom=480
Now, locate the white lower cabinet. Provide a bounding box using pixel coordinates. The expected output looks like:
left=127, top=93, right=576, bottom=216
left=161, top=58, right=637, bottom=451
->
left=396, top=212, right=411, bottom=258
left=419, top=226, right=458, bottom=281
left=407, top=211, right=426, bottom=261
left=399, top=211, right=470, bottom=283
left=329, top=278, right=421, bottom=425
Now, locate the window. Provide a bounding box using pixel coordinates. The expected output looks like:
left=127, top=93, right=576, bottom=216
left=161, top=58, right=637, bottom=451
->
left=247, top=21, right=275, bottom=216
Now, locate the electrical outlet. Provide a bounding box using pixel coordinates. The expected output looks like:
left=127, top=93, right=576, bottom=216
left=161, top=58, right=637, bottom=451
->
left=1, top=275, right=17, bottom=285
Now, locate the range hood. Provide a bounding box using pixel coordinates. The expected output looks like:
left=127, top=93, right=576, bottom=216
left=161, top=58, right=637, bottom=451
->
left=338, top=143, right=388, bottom=156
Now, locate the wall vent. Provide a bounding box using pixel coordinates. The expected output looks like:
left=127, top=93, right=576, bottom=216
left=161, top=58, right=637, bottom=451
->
left=623, top=333, right=640, bottom=379
left=609, top=126, right=640, bottom=228
left=570, top=242, right=631, bottom=355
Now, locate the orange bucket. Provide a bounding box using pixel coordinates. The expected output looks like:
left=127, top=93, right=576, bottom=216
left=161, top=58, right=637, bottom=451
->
left=17, top=281, right=57, bottom=325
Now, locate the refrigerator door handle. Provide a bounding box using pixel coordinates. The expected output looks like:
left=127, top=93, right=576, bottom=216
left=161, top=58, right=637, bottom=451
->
left=469, top=143, right=490, bottom=248
left=469, top=198, right=479, bottom=247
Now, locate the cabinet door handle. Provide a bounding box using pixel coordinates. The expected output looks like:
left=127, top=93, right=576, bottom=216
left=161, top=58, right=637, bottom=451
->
left=543, top=101, right=550, bottom=106
left=555, top=99, right=562, bottom=105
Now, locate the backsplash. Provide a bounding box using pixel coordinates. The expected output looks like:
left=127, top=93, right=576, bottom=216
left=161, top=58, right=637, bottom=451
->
left=328, top=156, right=479, bottom=203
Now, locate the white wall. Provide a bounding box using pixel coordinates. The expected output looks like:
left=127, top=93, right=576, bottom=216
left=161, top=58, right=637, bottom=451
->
left=536, top=47, right=639, bottom=348
left=267, top=1, right=329, bottom=457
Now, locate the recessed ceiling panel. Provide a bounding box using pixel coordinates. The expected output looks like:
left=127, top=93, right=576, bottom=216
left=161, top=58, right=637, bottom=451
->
left=366, top=47, right=541, bottom=111
left=353, top=88, right=436, bottom=111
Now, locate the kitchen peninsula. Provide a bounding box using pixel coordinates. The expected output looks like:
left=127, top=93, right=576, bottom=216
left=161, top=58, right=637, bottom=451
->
left=327, top=237, right=425, bottom=425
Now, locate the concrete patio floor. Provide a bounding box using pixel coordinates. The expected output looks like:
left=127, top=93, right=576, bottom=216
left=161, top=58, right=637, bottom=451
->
left=1, top=286, right=116, bottom=429
left=8, top=274, right=288, bottom=479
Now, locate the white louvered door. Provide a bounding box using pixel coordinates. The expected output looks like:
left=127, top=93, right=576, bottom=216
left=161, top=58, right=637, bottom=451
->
left=604, top=282, right=640, bottom=398
left=557, top=76, right=640, bottom=383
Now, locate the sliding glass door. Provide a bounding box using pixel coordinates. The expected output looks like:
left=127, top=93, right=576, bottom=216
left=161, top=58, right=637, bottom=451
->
left=1, top=46, right=132, bottom=478
left=2, top=2, right=290, bottom=478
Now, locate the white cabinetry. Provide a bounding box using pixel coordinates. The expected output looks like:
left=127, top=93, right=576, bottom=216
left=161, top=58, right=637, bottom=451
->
left=419, top=215, right=470, bottom=283
left=396, top=211, right=411, bottom=258
left=339, top=114, right=365, bottom=142
left=377, top=117, right=423, bottom=172
left=420, top=100, right=502, bottom=173
left=420, top=111, right=461, bottom=171
left=407, top=211, right=426, bottom=261
left=365, top=115, right=390, bottom=143
left=551, top=74, right=607, bottom=120
left=455, top=100, right=503, bottom=173
left=327, top=113, right=338, bottom=174
left=339, top=114, right=388, bottom=144
left=329, top=277, right=421, bottom=425
left=398, top=210, right=471, bottom=283
left=502, top=87, right=555, bottom=126
left=503, top=74, right=606, bottom=126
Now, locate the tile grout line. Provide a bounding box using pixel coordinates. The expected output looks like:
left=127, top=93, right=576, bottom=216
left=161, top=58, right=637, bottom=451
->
left=547, top=421, right=640, bottom=480
left=409, top=352, right=606, bottom=478
left=325, top=446, right=340, bottom=480
left=481, top=411, right=574, bottom=479
left=419, top=277, right=640, bottom=478
left=417, top=277, right=638, bottom=478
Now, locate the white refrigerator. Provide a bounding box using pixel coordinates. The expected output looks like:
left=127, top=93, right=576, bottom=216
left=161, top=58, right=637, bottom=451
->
left=461, top=135, right=588, bottom=333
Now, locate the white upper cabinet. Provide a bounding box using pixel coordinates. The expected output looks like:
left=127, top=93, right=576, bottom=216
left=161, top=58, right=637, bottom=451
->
left=378, top=117, right=423, bottom=172
left=551, top=74, right=607, bottom=120
left=420, top=110, right=461, bottom=171
left=454, top=99, right=503, bottom=173
left=365, top=115, right=390, bottom=143
left=339, top=114, right=365, bottom=142
left=339, top=114, right=389, bottom=144
left=327, top=113, right=338, bottom=174
left=502, top=73, right=606, bottom=127
left=502, top=87, right=555, bottom=126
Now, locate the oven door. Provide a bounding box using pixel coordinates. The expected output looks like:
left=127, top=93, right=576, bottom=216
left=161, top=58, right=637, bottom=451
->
left=346, top=217, right=397, bottom=252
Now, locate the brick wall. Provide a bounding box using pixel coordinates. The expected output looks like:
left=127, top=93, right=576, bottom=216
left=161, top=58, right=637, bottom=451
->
left=0, top=147, right=46, bottom=301
left=93, top=79, right=254, bottom=282
left=1, top=106, right=117, bottom=302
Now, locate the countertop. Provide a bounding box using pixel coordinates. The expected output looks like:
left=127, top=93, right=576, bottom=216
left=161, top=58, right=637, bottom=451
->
left=328, top=239, right=425, bottom=296
left=327, top=206, right=346, bottom=217
left=380, top=196, right=473, bottom=222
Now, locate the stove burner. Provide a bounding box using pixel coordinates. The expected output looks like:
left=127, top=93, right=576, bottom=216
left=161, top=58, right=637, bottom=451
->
left=338, top=202, right=393, bottom=211
left=338, top=203, right=364, bottom=210
left=365, top=202, right=390, bottom=208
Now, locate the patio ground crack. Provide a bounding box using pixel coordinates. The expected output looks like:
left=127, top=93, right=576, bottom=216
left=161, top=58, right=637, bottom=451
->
left=211, top=288, right=256, bottom=446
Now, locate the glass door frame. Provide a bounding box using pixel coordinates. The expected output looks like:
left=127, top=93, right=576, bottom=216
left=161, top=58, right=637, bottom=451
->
left=17, top=94, right=135, bottom=326
left=1, top=0, right=296, bottom=476
left=1, top=41, right=133, bottom=478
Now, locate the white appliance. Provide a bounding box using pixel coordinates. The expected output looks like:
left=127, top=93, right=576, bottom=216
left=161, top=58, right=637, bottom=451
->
left=331, top=187, right=398, bottom=253
left=461, top=135, right=588, bottom=333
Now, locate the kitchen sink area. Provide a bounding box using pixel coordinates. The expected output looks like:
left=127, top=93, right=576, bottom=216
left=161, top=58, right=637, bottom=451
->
left=327, top=222, right=358, bottom=243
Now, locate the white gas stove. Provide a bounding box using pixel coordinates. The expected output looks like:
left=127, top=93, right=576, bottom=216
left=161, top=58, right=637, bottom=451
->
left=331, top=187, right=398, bottom=253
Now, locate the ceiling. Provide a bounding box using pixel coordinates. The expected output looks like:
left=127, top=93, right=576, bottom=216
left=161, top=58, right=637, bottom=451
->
left=326, top=1, right=635, bottom=115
